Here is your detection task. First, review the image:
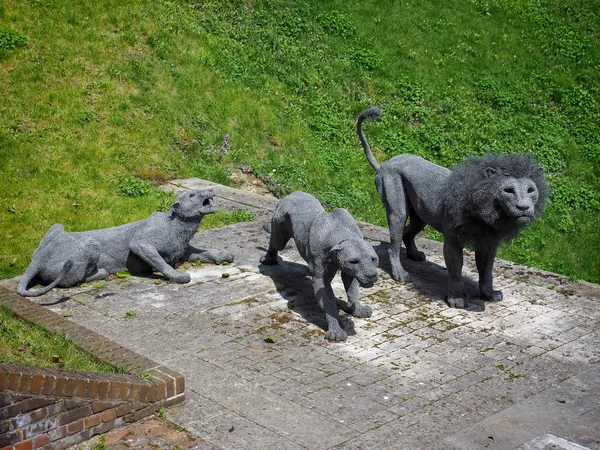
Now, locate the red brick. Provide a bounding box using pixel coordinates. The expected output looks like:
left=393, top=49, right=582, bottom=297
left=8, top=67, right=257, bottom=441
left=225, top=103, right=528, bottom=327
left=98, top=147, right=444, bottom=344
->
left=127, top=383, right=141, bottom=400
left=1, top=418, right=15, bottom=434
left=63, top=378, right=78, bottom=397
left=0, top=429, right=20, bottom=448
left=0, top=403, right=21, bottom=421
left=107, top=381, right=120, bottom=399
left=115, top=403, right=132, bottom=418
left=28, top=375, right=44, bottom=395
left=159, top=367, right=185, bottom=395
left=154, top=381, right=166, bottom=401
left=66, top=419, right=84, bottom=435
left=96, top=380, right=109, bottom=398
left=7, top=372, right=21, bottom=391
left=32, top=434, right=50, bottom=448
left=100, top=408, right=116, bottom=423
left=48, top=425, right=67, bottom=441
left=14, top=439, right=33, bottom=450
left=0, top=392, right=12, bottom=409
left=92, top=400, right=119, bottom=414
left=139, top=384, right=151, bottom=403
left=18, top=374, right=33, bottom=392
left=22, top=418, right=57, bottom=439
left=118, top=381, right=130, bottom=400
left=0, top=370, right=9, bottom=390
left=20, top=398, right=54, bottom=413
left=84, top=413, right=101, bottom=428
left=40, top=376, right=55, bottom=396
left=29, top=406, right=49, bottom=423
left=63, top=399, right=86, bottom=410
left=57, top=405, right=91, bottom=426
left=53, top=377, right=67, bottom=396
left=86, top=379, right=99, bottom=398
left=75, top=379, right=89, bottom=397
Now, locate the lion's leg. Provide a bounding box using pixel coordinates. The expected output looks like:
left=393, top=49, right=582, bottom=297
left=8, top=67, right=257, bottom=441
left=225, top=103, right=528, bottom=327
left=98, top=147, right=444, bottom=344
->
left=379, top=175, right=410, bottom=282
left=341, top=272, right=372, bottom=318
left=260, top=221, right=290, bottom=265
left=130, top=241, right=191, bottom=283
left=475, top=245, right=503, bottom=301
left=313, top=269, right=347, bottom=341
left=386, top=211, right=410, bottom=281
left=443, top=237, right=467, bottom=308
left=403, top=213, right=426, bottom=262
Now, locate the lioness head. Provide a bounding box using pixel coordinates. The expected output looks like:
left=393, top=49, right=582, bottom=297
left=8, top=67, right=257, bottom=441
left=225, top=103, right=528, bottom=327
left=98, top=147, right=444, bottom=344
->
left=331, top=240, right=379, bottom=288
left=171, top=188, right=218, bottom=218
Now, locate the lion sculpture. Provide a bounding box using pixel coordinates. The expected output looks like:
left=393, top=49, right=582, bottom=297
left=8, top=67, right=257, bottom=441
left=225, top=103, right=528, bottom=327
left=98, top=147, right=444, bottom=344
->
left=18, top=188, right=234, bottom=297
left=357, top=106, right=550, bottom=308
left=261, top=191, right=379, bottom=341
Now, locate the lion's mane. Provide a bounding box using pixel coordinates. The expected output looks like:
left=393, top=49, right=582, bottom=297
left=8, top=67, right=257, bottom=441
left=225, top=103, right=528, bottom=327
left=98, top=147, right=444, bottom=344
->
left=443, top=153, right=550, bottom=246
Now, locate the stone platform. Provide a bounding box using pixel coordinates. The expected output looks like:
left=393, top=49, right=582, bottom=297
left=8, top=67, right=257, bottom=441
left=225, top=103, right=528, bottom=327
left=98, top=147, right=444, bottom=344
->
left=3, top=178, right=599, bottom=450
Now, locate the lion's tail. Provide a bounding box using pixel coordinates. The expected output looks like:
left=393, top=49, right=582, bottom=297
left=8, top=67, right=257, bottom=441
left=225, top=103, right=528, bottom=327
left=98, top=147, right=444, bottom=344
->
left=357, top=106, right=382, bottom=172
left=17, top=260, right=73, bottom=297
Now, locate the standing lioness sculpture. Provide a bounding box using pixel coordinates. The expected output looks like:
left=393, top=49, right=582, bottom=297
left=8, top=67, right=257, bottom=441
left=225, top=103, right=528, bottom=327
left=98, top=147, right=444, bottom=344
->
left=261, top=191, right=379, bottom=341
left=18, top=188, right=234, bottom=297
left=357, top=106, right=550, bottom=308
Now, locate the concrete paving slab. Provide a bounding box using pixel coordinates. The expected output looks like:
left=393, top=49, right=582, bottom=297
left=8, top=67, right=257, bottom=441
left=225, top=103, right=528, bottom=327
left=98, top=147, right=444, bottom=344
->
left=3, top=178, right=599, bottom=450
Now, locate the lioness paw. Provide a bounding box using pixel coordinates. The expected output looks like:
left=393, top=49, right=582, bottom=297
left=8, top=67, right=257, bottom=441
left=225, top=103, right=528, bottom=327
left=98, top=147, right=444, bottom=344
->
left=325, top=328, right=348, bottom=341
left=391, top=267, right=411, bottom=282
left=352, top=305, right=373, bottom=318
left=215, top=252, right=234, bottom=264
left=172, top=272, right=191, bottom=284
left=446, top=296, right=467, bottom=309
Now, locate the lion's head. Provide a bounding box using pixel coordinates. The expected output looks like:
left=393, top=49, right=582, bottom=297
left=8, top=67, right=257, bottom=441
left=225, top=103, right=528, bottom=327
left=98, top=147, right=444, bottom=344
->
left=444, top=153, right=550, bottom=245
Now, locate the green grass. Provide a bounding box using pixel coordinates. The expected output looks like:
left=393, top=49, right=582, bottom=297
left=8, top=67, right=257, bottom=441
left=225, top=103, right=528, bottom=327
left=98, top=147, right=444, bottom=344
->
left=1, top=0, right=598, bottom=283
left=0, top=305, right=123, bottom=372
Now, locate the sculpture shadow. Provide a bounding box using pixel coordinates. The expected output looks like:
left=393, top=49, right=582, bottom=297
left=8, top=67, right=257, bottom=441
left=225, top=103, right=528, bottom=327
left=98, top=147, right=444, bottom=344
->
left=372, top=242, right=487, bottom=312
left=258, top=258, right=357, bottom=337
left=39, top=296, right=71, bottom=307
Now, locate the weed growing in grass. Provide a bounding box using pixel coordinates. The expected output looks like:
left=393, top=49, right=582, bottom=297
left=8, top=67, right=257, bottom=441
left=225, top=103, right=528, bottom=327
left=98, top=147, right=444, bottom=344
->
left=0, top=29, right=27, bottom=50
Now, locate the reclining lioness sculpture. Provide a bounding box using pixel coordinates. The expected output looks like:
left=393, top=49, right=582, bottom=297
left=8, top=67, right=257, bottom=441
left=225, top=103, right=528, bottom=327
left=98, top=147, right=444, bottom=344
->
left=261, top=191, right=379, bottom=341
left=18, top=188, right=234, bottom=297
left=357, top=106, right=550, bottom=308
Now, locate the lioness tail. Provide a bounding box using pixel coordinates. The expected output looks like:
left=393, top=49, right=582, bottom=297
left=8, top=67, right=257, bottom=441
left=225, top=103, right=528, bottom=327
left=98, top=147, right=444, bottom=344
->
left=357, top=106, right=382, bottom=172
left=17, top=260, right=74, bottom=297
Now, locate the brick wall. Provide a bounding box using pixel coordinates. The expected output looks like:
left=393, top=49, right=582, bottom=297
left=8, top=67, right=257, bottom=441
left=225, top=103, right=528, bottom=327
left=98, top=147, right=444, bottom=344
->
left=0, top=289, right=185, bottom=450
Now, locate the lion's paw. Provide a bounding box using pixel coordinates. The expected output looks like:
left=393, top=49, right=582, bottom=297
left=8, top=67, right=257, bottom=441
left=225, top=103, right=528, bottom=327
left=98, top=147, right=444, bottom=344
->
left=325, top=327, right=348, bottom=341
left=260, top=254, right=278, bottom=265
left=352, top=304, right=373, bottom=318
left=482, top=290, right=503, bottom=302
left=446, top=296, right=467, bottom=309
left=407, top=250, right=426, bottom=262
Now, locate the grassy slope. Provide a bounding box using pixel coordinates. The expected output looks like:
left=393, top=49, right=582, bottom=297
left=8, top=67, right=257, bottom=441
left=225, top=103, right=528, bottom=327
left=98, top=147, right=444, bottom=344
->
left=1, top=0, right=598, bottom=283
left=0, top=305, right=122, bottom=372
